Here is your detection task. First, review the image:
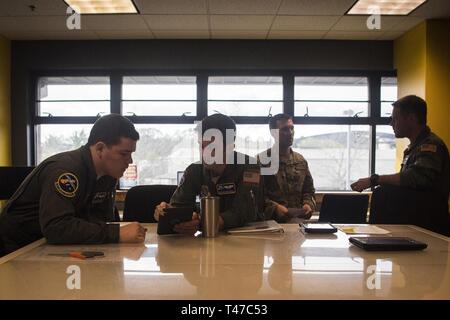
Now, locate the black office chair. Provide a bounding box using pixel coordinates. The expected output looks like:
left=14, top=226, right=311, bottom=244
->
left=0, top=166, right=35, bottom=200
left=122, top=185, right=178, bottom=223
left=369, top=185, right=450, bottom=236
left=318, top=194, right=369, bottom=223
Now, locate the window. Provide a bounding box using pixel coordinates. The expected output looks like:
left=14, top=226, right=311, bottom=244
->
left=235, top=125, right=273, bottom=158
left=375, top=125, right=396, bottom=175
left=122, top=76, right=196, bottom=116
left=37, top=77, right=110, bottom=116
left=131, top=124, right=199, bottom=185
left=294, top=77, right=369, bottom=117
left=208, top=76, right=283, bottom=117
left=32, top=72, right=396, bottom=191
left=36, top=124, right=92, bottom=163
left=381, top=77, right=397, bottom=117
left=293, top=125, right=370, bottom=190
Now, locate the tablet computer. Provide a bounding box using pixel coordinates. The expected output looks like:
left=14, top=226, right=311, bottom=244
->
left=301, top=222, right=337, bottom=234
left=157, top=207, right=193, bottom=235
left=349, top=236, right=427, bottom=251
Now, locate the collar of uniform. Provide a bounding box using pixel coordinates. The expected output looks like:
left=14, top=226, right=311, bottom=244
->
left=408, top=126, right=431, bottom=152
left=262, top=146, right=296, bottom=165
left=280, top=148, right=296, bottom=164
left=202, top=151, right=246, bottom=183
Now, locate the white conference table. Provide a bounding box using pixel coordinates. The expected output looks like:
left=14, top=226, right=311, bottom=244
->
left=0, top=224, right=449, bottom=300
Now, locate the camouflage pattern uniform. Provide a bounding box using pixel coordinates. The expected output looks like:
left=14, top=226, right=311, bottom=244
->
left=258, top=148, right=316, bottom=220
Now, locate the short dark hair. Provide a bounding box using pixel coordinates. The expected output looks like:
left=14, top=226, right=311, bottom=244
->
left=87, top=114, right=139, bottom=146
left=200, top=113, right=236, bottom=144
left=392, top=95, right=427, bottom=125
left=269, top=113, right=293, bottom=130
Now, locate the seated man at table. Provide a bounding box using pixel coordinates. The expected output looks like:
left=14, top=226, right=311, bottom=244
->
left=0, top=114, right=147, bottom=256
left=154, top=113, right=281, bottom=234
left=257, top=113, right=316, bottom=222
left=351, top=95, right=450, bottom=235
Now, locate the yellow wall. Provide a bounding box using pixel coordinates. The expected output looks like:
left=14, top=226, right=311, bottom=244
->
left=394, top=19, right=450, bottom=168
left=394, top=19, right=450, bottom=208
left=393, top=22, right=427, bottom=170
left=394, top=22, right=427, bottom=99
left=425, top=19, right=450, bottom=148
left=0, top=36, right=11, bottom=166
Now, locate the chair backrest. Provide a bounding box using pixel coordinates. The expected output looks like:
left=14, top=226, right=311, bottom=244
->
left=369, top=185, right=450, bottom=236
left=0, top=166, right=35, bottom=200
left=319, top=193, right=369, bottom=223
left=122, top=185, right=178, bottom=223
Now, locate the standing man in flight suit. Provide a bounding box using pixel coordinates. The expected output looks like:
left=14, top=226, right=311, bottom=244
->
left=0, top=114, right=147, bottom=255
left=154, top=114, right=277, bottom=234
left=351, top=95, right=450, bottom=235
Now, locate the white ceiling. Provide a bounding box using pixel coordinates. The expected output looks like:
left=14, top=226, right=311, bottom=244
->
left=0, top=0, right=448, bottom=40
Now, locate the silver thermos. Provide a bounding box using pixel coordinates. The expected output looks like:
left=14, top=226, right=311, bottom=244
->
left=200, top=195, right=220, bottom=237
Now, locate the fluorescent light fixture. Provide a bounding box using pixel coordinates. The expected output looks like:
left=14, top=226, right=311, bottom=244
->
left=64, top=0, right=138, bottom=14
left=347, top=0, right=427, bottom=15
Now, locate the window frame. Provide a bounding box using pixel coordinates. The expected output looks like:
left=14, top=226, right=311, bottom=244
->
left=31, top=69, right=396, bottom=190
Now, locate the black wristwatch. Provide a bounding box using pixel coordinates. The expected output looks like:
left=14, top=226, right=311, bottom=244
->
left=370, top=174, right=380, bottom=187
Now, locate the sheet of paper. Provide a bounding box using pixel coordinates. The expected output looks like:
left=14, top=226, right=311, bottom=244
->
left=335, top=225, right=391, bottom=235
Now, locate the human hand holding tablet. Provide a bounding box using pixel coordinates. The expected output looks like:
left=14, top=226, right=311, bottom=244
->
left=157, top=207, right=194, bottom=235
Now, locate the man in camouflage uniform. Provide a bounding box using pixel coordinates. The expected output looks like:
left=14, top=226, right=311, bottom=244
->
left=154, top=114, right=276, bottom=234
left=352, top=95, right=449, bottom=235
left=258, top=113, right=316, bottom=222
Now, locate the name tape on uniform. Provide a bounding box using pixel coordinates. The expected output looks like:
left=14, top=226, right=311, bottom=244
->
left=216, top=183, right=236, bottom=195
left=92, top=192, right=107, bottom=204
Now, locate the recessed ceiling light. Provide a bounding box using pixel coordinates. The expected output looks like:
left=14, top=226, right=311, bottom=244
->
left=347, top=0, right=427, bottom=15
left=64, top=0, right=138, bottom=14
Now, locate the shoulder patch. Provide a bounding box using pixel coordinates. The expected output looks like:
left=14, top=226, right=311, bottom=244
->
left=420, top=144, right=437, bottom=153
left=55, top=173, right=79, bottom=198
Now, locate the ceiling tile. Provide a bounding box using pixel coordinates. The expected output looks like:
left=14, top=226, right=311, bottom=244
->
left=209, top=0, right=281, bottom=14
left=210, top=15, right=273, bottom=30
left=278, top=0, right=356, bottom=15
left=410, top=0, right=450, bottom=18
left=81, top=15, right=148, bottom=30
left=211, top=30, right=267, bottom=39
left=95, top=30, right=154, bottom=39
left=0, top=30, right=98, bottom=40
left=153, top=30, right=210, bottom=38
left=133, top=0, right=207, bottom=14
left=332, top=16, right=403, bottom=32
left=0, top=0, right=69, bottom=16
left=271, top=16, right=340, bottom=31
left=267, top=30, right=326, bottom=39
left=143, top=14, right=208, bottom=30
left=377, top=31, right=405, bottom=40
left=0, top=16, right=69, bottom=31
left=390, top=17, right=424, bottom=31
left=324, top=30, right=384, bottom=40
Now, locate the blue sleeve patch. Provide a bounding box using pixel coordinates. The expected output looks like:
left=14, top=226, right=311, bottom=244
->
left=55, top=173, right=79, bottom=198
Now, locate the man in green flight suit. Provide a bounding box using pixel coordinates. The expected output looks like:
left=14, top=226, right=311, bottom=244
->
left=154, top=114, right=276, bottom=234
left=0, top=114, right=147, bottom=256
left=351, top=95, right=450, bottom=235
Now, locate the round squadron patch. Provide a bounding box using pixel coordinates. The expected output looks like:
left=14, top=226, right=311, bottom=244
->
left=55, top=173, right=79, bottom=198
